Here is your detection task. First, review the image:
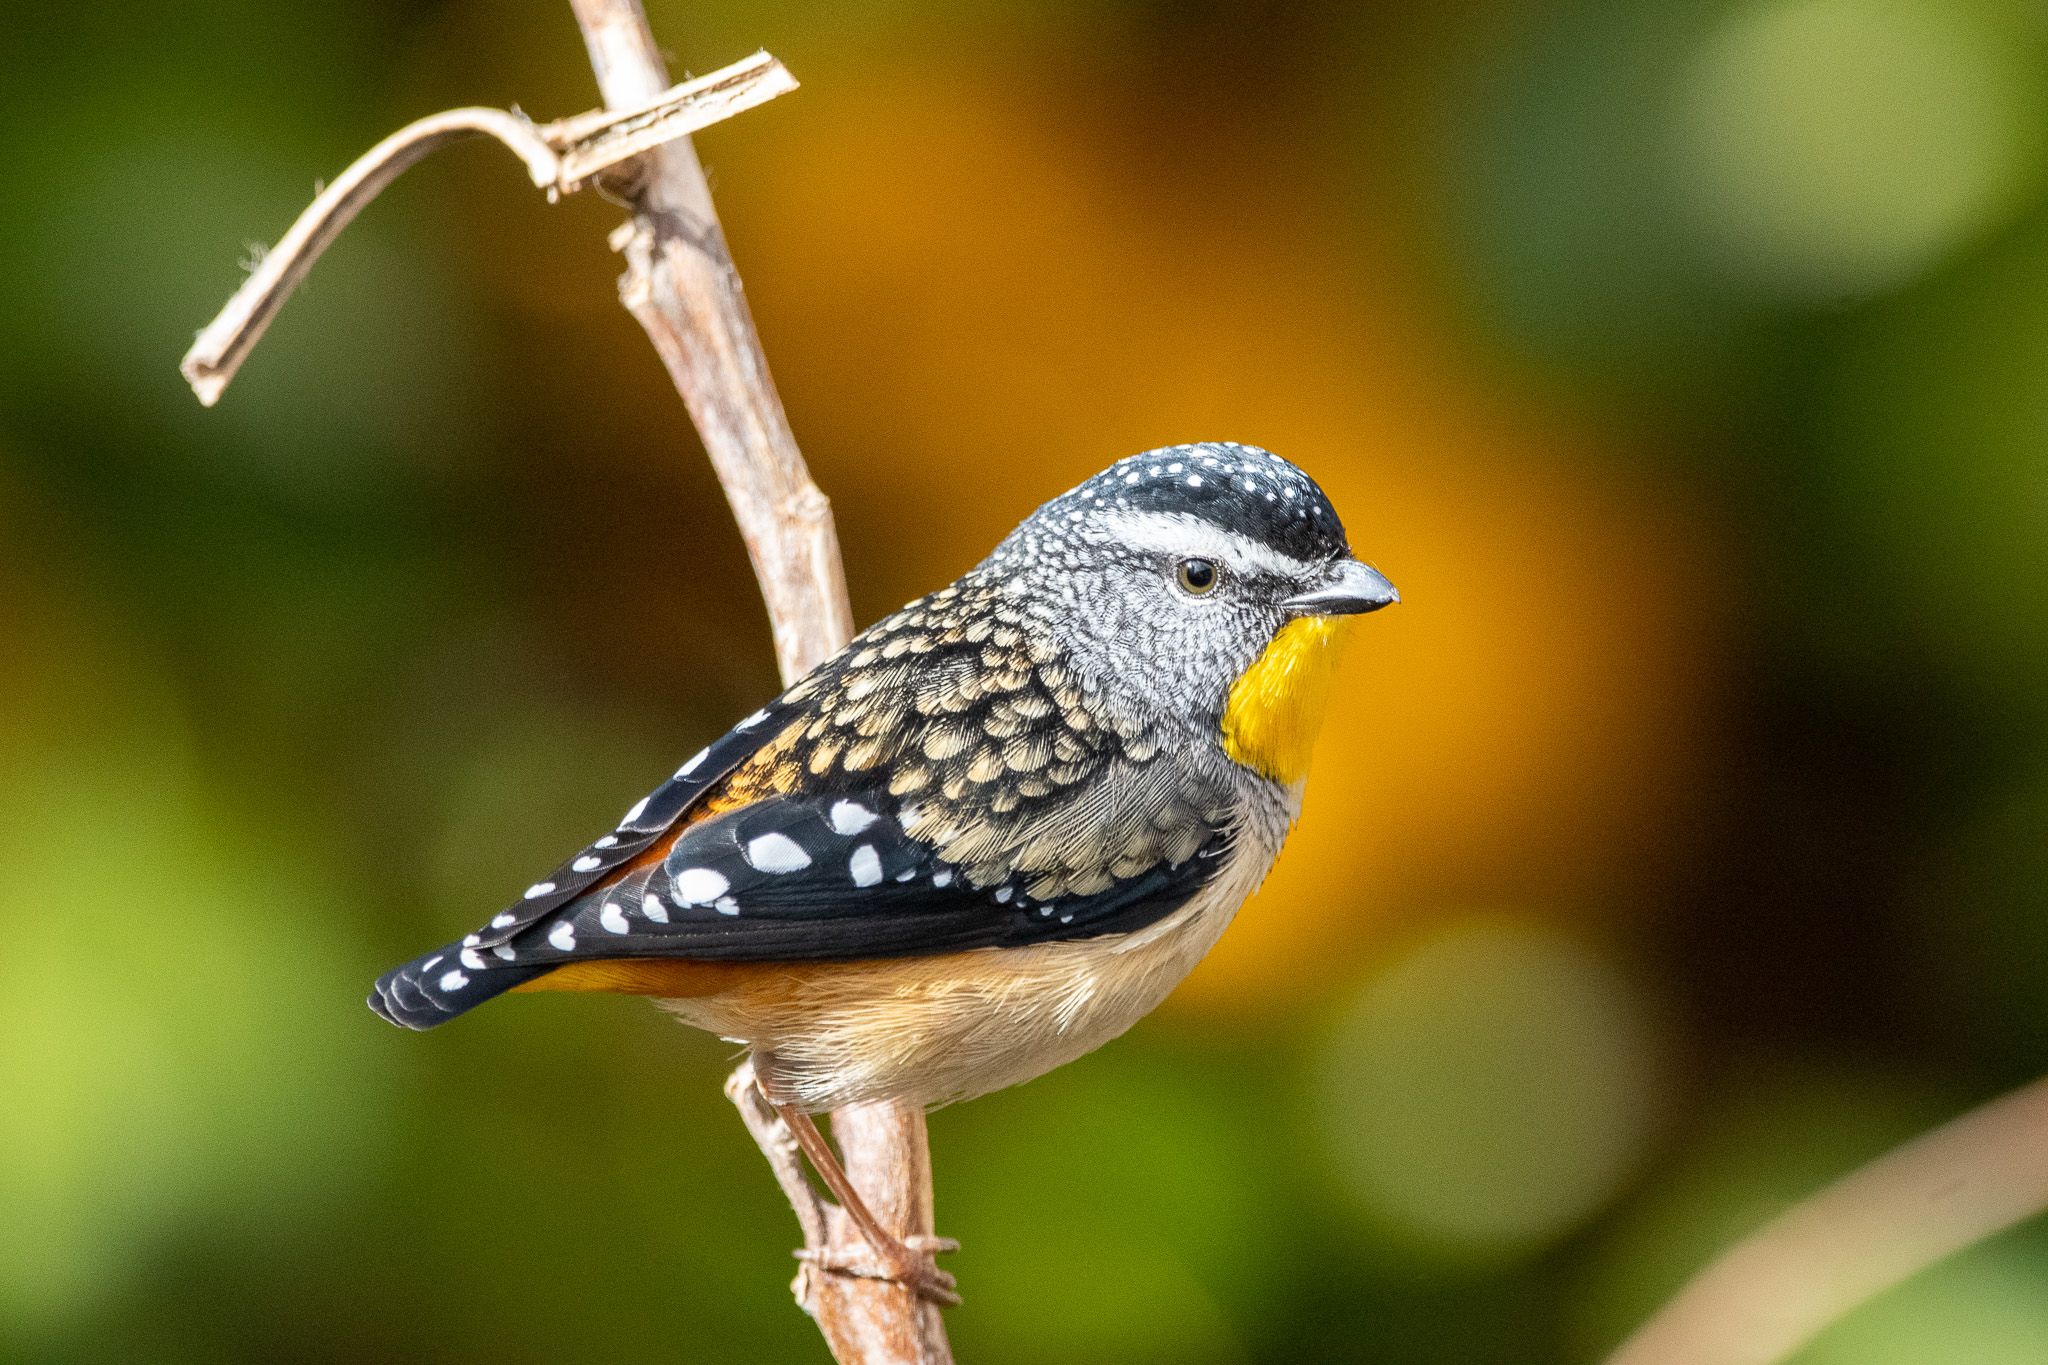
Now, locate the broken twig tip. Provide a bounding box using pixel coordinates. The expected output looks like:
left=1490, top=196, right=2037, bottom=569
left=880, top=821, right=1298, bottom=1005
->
left=178, top=50, right=794, bottom=405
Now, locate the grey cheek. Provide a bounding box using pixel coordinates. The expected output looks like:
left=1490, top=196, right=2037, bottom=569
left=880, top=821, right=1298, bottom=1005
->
left=1105, top=593, right=1155, bottom=642
left=1074, top=572, right=1150, bottom=643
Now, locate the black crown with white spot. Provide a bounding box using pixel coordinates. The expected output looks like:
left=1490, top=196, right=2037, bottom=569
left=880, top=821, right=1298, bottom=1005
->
left=1054, top=442, right=1349, bottom=564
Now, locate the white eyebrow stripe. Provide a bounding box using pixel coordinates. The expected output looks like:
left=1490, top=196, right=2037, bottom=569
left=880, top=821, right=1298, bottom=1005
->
left=1090, top=508, right=1319, bottom=579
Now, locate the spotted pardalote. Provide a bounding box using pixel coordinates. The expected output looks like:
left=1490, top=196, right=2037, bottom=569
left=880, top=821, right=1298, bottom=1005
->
left=369, top=442, right=1396, bottom=1294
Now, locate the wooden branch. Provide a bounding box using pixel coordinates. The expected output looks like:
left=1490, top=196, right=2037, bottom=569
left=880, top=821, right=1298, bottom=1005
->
left=179, top=52, right=795, bottom=406
left=564, top=4, right=948, bottom=1362
left=1606, top=1073, right=2048, bottom=1365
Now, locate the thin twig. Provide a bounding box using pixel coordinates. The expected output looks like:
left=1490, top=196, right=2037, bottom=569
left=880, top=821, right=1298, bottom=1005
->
left=545, top=51, right=796, bottom=191
left=564, top=3, right=947, bottom=1362
left=179, top=52, right=794, bottom=406
left=1606, top=1073, right=2048, bottom=1365
left=725, top=1058, right=833, bottom=1303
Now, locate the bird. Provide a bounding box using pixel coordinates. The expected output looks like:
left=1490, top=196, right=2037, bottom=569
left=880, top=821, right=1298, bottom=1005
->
left=369, top=441, right=1397, bottom=1301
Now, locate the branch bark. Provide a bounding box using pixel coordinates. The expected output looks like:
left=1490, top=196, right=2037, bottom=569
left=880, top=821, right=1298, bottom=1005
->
left=564, top=4, right=951, bottom=1362
left=1605, top=1073, right=2048, bottom=1365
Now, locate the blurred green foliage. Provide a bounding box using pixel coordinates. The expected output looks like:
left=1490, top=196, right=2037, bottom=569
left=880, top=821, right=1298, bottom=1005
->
left=5, top=0, right=2048, bottom=1360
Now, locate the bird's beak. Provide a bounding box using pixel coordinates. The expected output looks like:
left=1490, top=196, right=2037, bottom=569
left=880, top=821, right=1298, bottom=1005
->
left=1282, top=558, right=1400, bottom=616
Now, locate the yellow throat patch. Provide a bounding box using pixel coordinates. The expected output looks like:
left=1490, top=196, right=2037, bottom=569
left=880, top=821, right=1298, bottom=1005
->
left=1221, top=615, right=1354, bottom=785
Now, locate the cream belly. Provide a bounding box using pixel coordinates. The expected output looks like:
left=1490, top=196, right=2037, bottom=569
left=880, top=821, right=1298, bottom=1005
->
left=660, top=781, right=1298, bottom=1113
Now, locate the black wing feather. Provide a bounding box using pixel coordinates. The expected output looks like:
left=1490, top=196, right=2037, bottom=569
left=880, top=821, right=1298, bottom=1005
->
left=496, top=791, right=1231, bottom=969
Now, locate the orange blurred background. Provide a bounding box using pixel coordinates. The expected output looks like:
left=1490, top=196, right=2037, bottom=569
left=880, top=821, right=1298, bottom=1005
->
left=5, top=1, right=2048, bottom=1361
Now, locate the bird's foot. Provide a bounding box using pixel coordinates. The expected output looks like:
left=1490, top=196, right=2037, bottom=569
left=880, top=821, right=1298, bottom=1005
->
left=798, top=1233, right=961, bottom=1306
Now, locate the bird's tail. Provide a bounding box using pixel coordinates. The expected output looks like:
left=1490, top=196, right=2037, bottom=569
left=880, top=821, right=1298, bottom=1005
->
left=368, top=941, right=547, bottom=1030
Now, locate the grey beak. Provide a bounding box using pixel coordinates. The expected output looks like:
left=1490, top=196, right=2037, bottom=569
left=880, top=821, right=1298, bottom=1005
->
left=1282, top=559, right=1400, bottom=616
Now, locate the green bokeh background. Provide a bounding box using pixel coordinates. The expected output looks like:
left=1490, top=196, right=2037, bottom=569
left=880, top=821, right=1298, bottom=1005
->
left=6, top=1, right=2048, bottom=1360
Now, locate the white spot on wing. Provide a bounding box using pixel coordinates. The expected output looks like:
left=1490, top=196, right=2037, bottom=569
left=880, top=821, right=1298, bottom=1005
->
left=828, top=800, right=880, bottom=835
left=737, top=708, right=770, bottom=729
left=714, top=896, right=740, bottom=916
left=492, top=945, right=517, bottom=961
left=677, top=747, right=710, bottom=776
left=548, top=922, right=577, bottom=952
left=746, top=832, right=813, bottom=873
left=599, top=902, right=630, bottom=935
left=593, top=835, right=619, bottom=850
left=439, top=969, right=469, bottom=992
left=490, top=912, right=516, bottom=929
left=571, top=855, right=602, bottom=873
left=460, top=948, right=486, bottom=970
left=849, top=844, right=882, bottom=887
left=672, top=867, right=730, bottom=905
left=524, top=882, right=556, bottom=900
left=643, top=893, right=670, bottom=924
left=620, top=796, right=650, bottom=826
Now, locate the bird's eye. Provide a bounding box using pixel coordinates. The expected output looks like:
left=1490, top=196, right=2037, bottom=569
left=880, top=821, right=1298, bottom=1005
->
left=1176, top=558, right=1220, bottom=596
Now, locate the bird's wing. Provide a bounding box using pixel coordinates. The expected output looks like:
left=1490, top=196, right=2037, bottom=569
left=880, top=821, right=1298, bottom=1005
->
left=510, top=581, right=1237, bottom=964
left=370, top=584, right=1236, bottom=1025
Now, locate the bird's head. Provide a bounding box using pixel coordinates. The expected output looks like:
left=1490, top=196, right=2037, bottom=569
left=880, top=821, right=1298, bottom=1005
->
left=981, top=442, right=1397, bottom=787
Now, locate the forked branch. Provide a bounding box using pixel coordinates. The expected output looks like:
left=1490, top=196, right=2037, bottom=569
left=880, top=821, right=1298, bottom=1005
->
left=181, top=5, right=945, bottom=1359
